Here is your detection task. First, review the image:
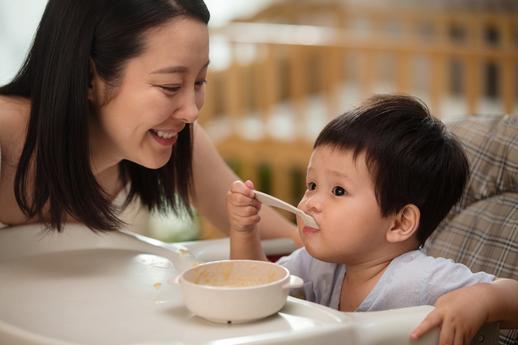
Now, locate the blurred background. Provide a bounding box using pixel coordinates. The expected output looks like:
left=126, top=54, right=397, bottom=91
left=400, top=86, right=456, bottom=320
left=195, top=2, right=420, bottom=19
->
left=2, top=0, right=517, bottom=241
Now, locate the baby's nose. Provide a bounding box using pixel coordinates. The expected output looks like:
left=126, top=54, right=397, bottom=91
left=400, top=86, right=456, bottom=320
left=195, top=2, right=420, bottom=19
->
left=300, top=195, right=321, bottom=213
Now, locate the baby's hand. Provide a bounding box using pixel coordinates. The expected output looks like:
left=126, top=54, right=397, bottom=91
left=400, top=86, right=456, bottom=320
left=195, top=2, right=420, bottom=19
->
left=226, top=180, right=262, bottom=233
left=410, top=284, right=490, bottom=345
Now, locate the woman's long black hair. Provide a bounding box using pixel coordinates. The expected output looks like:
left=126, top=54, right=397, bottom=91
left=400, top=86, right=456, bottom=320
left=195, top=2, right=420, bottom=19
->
left=0, top=0, right=210, bottom=231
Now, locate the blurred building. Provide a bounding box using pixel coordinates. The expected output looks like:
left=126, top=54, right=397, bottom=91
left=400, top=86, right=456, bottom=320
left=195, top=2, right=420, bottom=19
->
left=1, top=1, right=516, bottom=239
left=199, top=0, right=518, bottom=237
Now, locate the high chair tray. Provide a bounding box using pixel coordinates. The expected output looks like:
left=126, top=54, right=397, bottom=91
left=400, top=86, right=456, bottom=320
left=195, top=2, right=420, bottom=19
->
left=0, top=224, right=460, bottom=345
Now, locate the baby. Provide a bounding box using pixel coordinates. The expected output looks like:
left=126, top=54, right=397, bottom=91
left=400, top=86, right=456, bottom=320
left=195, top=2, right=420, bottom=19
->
left=227, top=95, right=518, bottom=344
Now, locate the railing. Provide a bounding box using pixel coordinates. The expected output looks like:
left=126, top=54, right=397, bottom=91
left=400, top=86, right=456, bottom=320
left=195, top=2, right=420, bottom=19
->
left=197, top=7, right=518, bottom=238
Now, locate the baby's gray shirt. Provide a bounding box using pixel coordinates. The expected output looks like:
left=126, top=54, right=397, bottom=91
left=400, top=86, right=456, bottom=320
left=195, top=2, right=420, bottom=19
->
left=277, top=248, right=495, bottom=311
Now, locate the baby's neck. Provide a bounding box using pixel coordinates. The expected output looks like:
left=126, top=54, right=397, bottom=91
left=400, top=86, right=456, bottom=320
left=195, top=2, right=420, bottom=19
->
left=339, top=257, right=391, bottom=312
left=338, top=244, right=419, bottom=312
left=335, top=239, right=421, bottom=312
left=343, top=241, right=417, bottom=280
left=346, top=256, right=391, bottom=282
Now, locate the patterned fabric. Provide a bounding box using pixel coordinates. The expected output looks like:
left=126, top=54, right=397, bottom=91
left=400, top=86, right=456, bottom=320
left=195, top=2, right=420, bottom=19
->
left=424, top=114, right=518, bottom=345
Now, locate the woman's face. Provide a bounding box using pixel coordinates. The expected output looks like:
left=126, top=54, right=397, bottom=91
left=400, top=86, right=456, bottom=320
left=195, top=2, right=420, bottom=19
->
left=90, top=16, right=209, bottom=171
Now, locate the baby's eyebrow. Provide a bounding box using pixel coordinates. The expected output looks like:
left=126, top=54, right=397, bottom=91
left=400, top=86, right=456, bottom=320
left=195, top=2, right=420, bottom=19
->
left=328, top=169, right=351, bottom=180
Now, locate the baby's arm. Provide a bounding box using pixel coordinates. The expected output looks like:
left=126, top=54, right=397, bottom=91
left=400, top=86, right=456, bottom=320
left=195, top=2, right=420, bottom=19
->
left=411, top=278, right=518, bottom=344
left=226, top=180, right=268, bottom=261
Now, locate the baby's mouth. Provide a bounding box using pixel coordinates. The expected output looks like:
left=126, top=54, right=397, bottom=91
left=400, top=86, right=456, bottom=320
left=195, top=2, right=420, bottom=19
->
left=302, top=226, right=319, bottom=235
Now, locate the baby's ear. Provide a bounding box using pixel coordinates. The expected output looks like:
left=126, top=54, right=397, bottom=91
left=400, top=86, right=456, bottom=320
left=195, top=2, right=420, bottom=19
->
left=386, top=204, right=420, bottom=243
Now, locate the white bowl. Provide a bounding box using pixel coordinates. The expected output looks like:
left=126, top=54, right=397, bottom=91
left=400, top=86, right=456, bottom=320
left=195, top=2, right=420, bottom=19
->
left=177, top=260, right=303, bottom=323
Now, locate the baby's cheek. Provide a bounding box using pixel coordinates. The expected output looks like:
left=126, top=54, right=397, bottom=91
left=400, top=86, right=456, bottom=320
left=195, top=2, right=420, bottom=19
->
left=297, top=197, right=307, bottom=211
left=295, top=217, right=305, bottom=233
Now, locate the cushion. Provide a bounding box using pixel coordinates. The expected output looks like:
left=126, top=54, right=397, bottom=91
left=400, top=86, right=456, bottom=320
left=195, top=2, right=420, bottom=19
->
left=424, top=114, right=518, bottom=345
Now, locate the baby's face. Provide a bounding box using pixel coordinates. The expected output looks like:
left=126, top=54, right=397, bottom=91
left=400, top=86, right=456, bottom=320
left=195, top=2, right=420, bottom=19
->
left=297, top=146, right=395, bottom=264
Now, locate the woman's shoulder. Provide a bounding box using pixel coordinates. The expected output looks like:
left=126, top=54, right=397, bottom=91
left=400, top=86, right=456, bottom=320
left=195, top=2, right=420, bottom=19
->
left=0, top=95, right=30, bottom=162
left=0, top=95, right=30, bottom=122
left=0, top=95, right=31, bottom=226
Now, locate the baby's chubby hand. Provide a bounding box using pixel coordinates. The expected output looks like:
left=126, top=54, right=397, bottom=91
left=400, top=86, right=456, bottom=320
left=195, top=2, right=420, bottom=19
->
left=410, top=284, right=490, bottom=345
left=226, top=180, right=262, bottom=233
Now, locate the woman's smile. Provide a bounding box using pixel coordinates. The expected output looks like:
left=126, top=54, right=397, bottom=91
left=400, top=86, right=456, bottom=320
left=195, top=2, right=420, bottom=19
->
left=149, top=129, right=179, bottom=146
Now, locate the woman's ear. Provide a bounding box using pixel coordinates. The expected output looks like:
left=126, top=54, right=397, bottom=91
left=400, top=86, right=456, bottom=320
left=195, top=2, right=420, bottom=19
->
left=386, top=204, right=420, bottom=243
left=88, top=60, right=95, bottom=101
left=88, top=59, right=104, bottom=103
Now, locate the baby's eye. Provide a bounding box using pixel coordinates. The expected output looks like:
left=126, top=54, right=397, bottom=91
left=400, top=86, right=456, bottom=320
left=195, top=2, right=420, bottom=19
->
left=306, top=182, right=317, bottom=191
left=332, top=186, right=346, bottom=196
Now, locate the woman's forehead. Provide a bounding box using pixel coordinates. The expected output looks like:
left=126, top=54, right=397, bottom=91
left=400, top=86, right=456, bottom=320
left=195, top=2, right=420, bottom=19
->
left=138, top=17, right=209, bottom=72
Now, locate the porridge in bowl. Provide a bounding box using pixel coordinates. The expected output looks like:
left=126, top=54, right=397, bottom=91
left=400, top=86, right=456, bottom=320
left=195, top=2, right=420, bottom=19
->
left=186, top=261, right=286, bottom=287
left=177, top=260, right=303, bottom=323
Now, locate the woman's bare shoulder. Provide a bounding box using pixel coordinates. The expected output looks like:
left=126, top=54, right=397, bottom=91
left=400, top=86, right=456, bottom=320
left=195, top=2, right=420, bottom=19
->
left=0, top=96, right=32, bottom=226
left=0, top=95, right=30, bottom=161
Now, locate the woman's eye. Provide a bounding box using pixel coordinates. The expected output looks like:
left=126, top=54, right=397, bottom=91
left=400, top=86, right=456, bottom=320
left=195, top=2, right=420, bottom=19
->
left=332, top=186, right=346, bottom=196
left=159, top=85, right=181, bottom=93
left=306, top=182, right=316, bottom=191
left=194, top=79, right=207, bottom=89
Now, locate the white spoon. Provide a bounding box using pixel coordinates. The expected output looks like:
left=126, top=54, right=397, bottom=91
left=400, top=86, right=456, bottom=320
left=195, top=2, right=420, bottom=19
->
left=119, top=231, right=200, bottom=272
left=254, top=191, right=319, bottom=229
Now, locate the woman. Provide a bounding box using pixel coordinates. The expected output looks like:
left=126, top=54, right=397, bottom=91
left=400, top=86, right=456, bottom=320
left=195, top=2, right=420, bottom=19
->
left=0, top=0, right=299, bottom=245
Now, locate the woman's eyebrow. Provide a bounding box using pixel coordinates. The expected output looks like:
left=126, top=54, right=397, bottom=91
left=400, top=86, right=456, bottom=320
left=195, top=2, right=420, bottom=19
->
left=151, top=60, right=210, bottom=74
left=151, top=66, right=188, bottom=74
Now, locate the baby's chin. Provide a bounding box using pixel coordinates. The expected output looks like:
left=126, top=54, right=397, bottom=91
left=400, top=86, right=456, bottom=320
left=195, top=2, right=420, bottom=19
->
left=305, top=247, right=336, bottom=264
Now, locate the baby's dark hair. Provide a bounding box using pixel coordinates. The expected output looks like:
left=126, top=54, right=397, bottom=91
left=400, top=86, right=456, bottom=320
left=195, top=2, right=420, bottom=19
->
left=314, top=95, right=469, bottom=245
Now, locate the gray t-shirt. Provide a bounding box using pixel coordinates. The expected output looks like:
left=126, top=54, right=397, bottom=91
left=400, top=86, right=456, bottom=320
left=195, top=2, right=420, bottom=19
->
left=277, top=248, right=495, bottom=311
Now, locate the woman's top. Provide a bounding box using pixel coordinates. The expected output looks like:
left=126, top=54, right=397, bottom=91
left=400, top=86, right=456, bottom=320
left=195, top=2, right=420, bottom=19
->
left=0, top=145, right=148, bottom=231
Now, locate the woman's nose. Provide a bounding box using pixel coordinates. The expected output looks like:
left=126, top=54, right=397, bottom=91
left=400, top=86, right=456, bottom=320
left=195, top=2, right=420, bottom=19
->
left=177, top=91, right=199, bottom=123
